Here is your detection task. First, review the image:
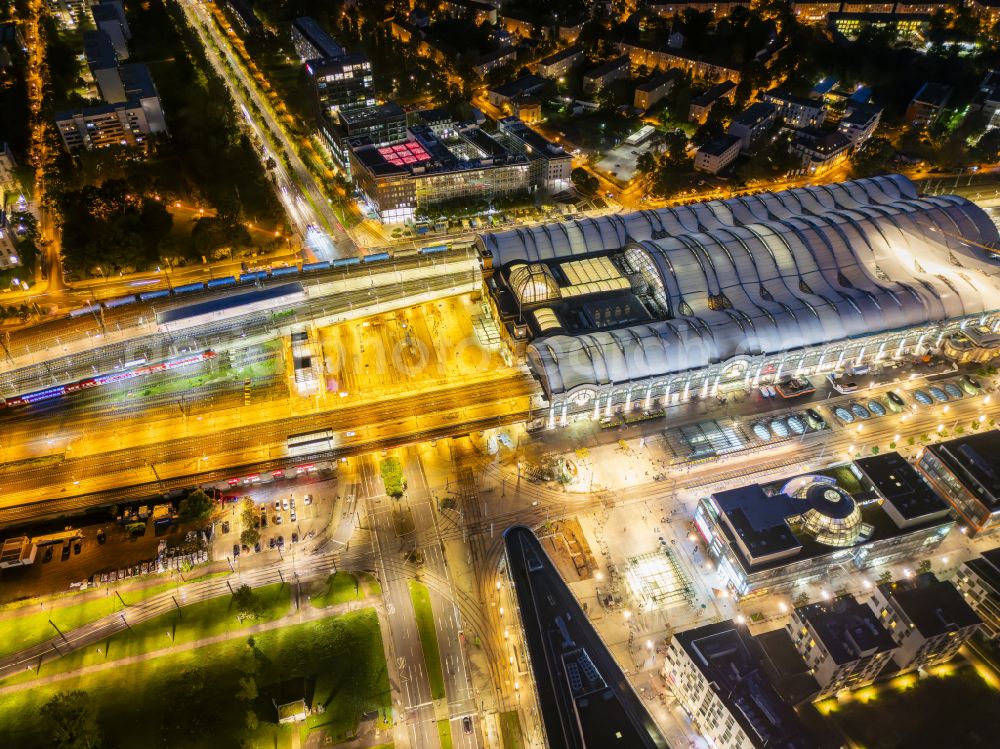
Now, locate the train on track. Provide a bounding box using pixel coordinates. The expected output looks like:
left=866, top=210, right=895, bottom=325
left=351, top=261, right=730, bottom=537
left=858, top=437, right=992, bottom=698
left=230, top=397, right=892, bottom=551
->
left=0, top=350, right=217, bottom=410
left=69, top=244, right=452, bottom=318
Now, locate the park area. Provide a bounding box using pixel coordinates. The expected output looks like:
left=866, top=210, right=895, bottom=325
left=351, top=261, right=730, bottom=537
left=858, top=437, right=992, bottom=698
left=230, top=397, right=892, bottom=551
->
left=0, top=603, right=392, bottom=749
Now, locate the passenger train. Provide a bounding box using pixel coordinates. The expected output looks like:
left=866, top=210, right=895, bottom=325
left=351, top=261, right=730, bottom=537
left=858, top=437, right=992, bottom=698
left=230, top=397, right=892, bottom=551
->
left=0, top=351, right=217, bottom=410
left=68, top=245, right=452, bottom=318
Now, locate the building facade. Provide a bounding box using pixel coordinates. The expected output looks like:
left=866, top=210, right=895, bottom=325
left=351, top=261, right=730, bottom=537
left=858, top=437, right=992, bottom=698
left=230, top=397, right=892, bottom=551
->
left=789, top=597, right=897, bottom=698
left=954, top=547, right=1000, bottom=639
left=663, top=622, right=814, bottom=748
left=694, top=134, right=741, bottom=173
left=634, top=70, right=679, bottom=111
left=727, top=102, right=777, bottom=151
left=868, top=573, right=981, bottom=671
left=762, top=89, right=827, bottom=128
left=291, top=16, right=344, bottom=62
left=583, top=55, right=630, bottom=94
left=917, top=430, right=1000, bottom=535
left=537, top=45, right=583, bottom=79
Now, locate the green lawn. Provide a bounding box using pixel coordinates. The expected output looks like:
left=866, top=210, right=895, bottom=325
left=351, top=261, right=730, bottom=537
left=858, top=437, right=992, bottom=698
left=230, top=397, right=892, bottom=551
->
left=818, top=665, right=1000, bottom=748
left=408, top=580, right=446, bottom=701
left=0, top=583, right=290, bottom=686
left=0, top=607, right=391, bottom=749
left=309, top=572, right=364, bottom=608
left=437, top=718, right=454, bottom=749
left=500, top=710, right=525, bottom=749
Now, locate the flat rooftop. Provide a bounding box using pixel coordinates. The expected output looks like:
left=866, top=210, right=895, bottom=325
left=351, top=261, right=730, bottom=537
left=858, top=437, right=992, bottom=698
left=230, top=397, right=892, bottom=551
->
left=674, top=622, right=814, bottom=748
left=854, top=452, right=949, bottom=521
left=965, top=546, right=1000, bottom=593
left=156, top=283, right=304, bottom=325
left=504, top=526, right=664, bottom=749
left=795, top=597, right=896, bottom=665
left=879, top=573, right=981, bottom=637
left=925, top=430, right=1000, bottom=506
left=539, top=44, right=583, bottom=67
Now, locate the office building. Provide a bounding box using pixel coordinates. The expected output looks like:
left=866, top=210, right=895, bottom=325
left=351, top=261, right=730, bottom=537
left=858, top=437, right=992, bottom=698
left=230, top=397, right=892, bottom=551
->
left=791, top=127, right=851, bottom=175
left=663, top=622, right=814, bottom=748
left=536, top=45, right=584, bottom=80
left=349, top=124, right=532, bottom=223
left=583, top=56, right=630, bottom=94
left=868, top=573, right=981, bottom=671
left=829, top=11, right=931, bottom=40
left=918, top=430, right=1000, bottom=535
left=954, top=546, right=1000, bottom=639
left=634, top=70, right=679, bottom=111
left=496, top=117, right=572, bottom=193
left=694, top=134, right=741, bottom=174
left=789, top=596, right=897, bottom=698
left=905, top=82, right=952, bottom=125
left=689, top=80, right=736, bottom=123
left=306, top=54, right=375, bottom=121
left=763, top=88, right=827, bottom=127
left=320, top=101, right=407, bottom=180
left=727, top=102, right=777, bottom=151
left=694, top=459, right=953, bottom=596
left=838, top=102, right=882, bottom=148
left=91, top=2, right=130, bottom=60
left=291, top=17, right=344, bottom=62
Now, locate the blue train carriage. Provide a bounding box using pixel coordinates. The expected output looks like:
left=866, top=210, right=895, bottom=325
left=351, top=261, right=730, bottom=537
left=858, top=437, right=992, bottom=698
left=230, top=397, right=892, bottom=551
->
left=173, top=282, right=207, bottom=294
left=139, top=289, right=171, bottom=301
left=207, top=276, right=237, bottom=288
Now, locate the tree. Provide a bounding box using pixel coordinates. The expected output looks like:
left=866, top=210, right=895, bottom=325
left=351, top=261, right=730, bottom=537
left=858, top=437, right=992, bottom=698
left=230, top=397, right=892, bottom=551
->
left=42, top=690, right=102, bottom=749
left=178, top=489, right=214, bottom=524
left=916, top=559, right=932, bottom=575
left=236, top=675, right=258, bottom=702
left=571, top=167, right=599, bottom=196
left=240, top=528, right=260, bottom=548
left=851, top=136, right=896, bottom=178
left=233, top=584, right=263, bottom=622
left=877, top=570, right=893, bottom=585
left=380, top=457, right=406, bottom=498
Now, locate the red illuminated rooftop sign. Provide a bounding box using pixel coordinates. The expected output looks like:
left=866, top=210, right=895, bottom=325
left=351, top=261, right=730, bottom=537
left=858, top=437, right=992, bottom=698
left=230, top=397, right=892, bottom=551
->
left=378, top=141, right=430, bottom=166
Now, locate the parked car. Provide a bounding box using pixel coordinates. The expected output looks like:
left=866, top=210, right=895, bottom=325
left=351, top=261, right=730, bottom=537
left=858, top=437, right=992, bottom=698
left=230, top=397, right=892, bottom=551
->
left=290, top=511, right=297, bottom=523
left=43, top=546, right=53, bottom=562
left=463, top=717, right=472, bottom=734
left=269, top=537, right=276, bottom=549
left=222, top=521, right=230, bottom=534
left=73, top=541, right=82, bottom=555
left=291, top=532, right=298, bottom=544
left=232, top=544, right=240, bottom=558
left=96, top=529, right=106, bottom=544
left=304, top=494, right=313, bottom=506
left=277, top=536, right=285, bottom=547
left=61, top=542, right=71, bottom=560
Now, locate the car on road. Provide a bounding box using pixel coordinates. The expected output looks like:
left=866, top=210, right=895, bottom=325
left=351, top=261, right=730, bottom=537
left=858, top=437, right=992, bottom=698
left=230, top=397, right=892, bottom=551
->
left=304, top=494, right=312, bottom=506
left=222, top=521, right=230, bottom=534
left=260, top=514, right=267, bottom=528
left=254, top=542, right=261, bottom=553
left=269, top=537, right=276, bottom=549
left=274, top=500, right=281, bottom=511
left=463, top=717, right=472, bottom=734
left=291, top=532, right=298, bottom=544
left=282, top=498, right=289, bottom=510
left=290, top=511, right=296, bottom=522
left=96, top=529, right=106, bottom=544
left=277, top=536, right=285, bottom=547
left=275, top=513, right=283, bottom=524
left=232, top=544, right=240, bottom=558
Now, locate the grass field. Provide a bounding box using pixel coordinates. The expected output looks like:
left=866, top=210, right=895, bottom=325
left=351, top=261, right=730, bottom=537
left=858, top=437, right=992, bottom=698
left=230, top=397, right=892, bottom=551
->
left=500, top=710, right=524, bottom=749
left=0, top=583, right=290, bottom=686
left=816, top=665, right=1000, bottom=748
left=0, top=608, right=391, bottom=749
left=437, top=718, right=454, bottom=749
left=309, top=572, right=363, bottom=608
left=408, top=580, right=446, bottom=701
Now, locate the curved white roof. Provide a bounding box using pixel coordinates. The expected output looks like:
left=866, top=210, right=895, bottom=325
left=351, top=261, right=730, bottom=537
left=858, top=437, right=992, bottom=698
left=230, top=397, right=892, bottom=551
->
left=513, top=176, right=1000, bottom=397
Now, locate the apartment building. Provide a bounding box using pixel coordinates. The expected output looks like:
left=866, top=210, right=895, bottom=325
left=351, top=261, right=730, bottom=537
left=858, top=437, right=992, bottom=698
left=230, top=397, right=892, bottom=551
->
left=789, top=596, right=897, bottom=698
left=291, top=17, right=344, bottom=62
left=954, top=547, right=1000, bottom=639
left=763, top=88, right=827, bottom=127
left=869, top=573, right=981, bottom=672
left=727, top=102, right=777, bottom=151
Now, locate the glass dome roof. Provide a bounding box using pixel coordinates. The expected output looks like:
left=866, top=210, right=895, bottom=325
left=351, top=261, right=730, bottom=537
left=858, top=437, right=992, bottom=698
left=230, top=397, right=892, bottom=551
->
left=782, top=476, right=867, bottom=548
left=508, top=263, right=560, bottom=306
